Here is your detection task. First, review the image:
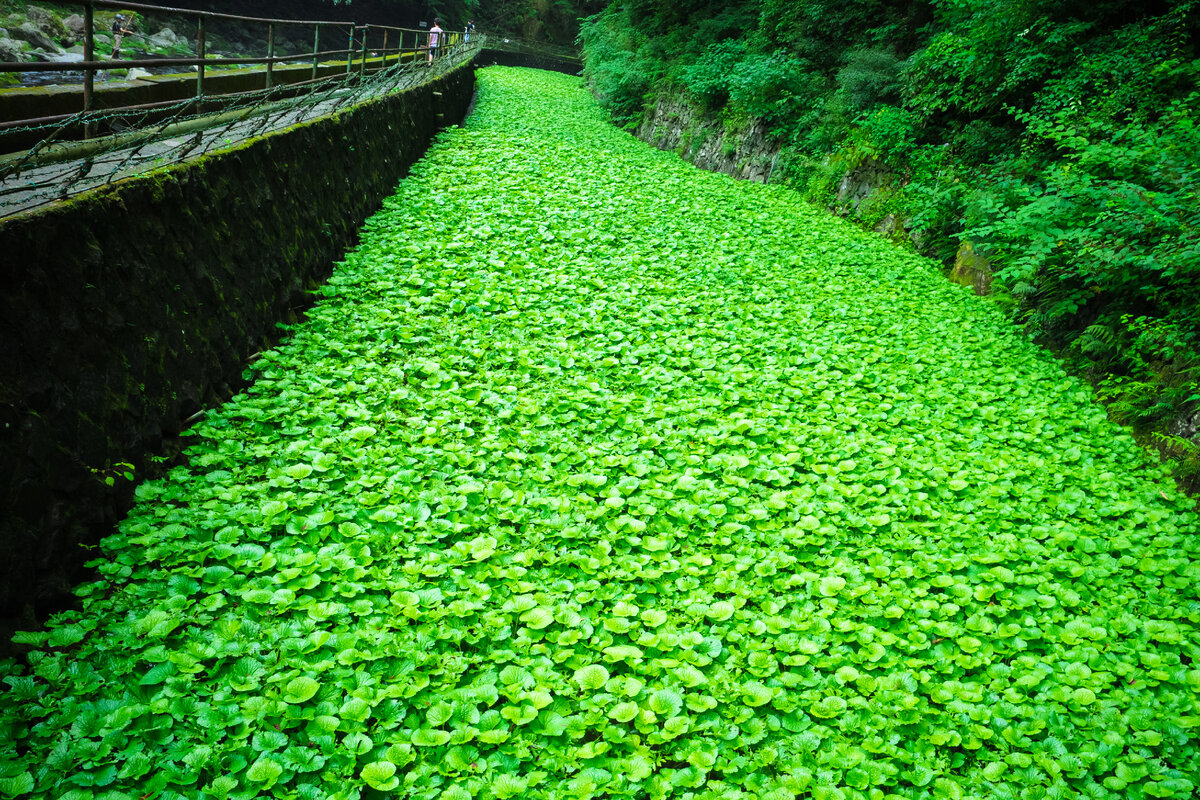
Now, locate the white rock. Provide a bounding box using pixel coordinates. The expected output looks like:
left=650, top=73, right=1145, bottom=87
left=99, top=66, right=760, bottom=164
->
left=148, top=28, right=177, bottom=48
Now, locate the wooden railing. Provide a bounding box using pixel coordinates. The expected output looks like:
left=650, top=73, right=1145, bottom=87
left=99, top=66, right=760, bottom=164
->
left=0, top=1, right=466, bottom=135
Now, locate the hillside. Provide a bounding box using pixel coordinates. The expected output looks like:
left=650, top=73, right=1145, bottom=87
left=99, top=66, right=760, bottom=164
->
left=580, top=0, right=1200, bottom=491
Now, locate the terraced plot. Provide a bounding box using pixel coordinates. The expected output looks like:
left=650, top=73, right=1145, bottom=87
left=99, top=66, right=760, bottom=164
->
left=1, top=67, right=1197, bottom=800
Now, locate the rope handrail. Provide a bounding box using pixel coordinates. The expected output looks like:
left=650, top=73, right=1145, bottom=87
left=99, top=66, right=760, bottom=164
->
left=0, top=16, right=483, bottom=219
left=0, top=1, right=462, bottom=141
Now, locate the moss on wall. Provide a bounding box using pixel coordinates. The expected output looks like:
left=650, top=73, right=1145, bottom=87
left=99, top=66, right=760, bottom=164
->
left=0, top=60, right=476, bottom=628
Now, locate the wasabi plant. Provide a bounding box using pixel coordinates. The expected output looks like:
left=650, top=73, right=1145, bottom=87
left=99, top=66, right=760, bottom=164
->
left=0, top=67, right=1197, bottom=800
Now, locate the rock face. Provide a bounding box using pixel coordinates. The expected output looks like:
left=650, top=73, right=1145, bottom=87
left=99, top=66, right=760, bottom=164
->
left=25, top=6, right=68, bottom=41
left=0, top=37, right=22, bottom=63
left=63, top=14, right=86, bottom=38
left=637, top=96, right=781, bottom=184
left=13, top=21, right=61, bottom=53
left=950, top=240, right=993, bottom=295
left=148, top=28, right=178, bottom=48
left=835, top=159, right=893, bottom=215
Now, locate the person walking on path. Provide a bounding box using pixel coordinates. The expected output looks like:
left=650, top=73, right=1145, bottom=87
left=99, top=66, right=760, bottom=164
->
left=427, top=18, right=443, bottom=64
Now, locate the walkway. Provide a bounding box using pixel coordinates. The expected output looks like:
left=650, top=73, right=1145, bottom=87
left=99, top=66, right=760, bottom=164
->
left=0, top=44, right=478, bottom=219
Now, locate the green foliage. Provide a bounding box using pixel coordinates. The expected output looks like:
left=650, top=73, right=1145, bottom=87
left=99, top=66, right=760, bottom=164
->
left=1151, top=432, right=1200, bottom=495
left=679, top=39, right=748, bottom=109
left=856, top=105, right=918, bottom=161
left=579, top=7, right=662, bottom=126
left=581, top=0, right=1200, bottom=460
left=2, top=67, right=1198, bottom=800
left=726, top=50, right=815, bottom=127
left=973, top=94, right=1200, bottom=342
left=682, top=42, right=817, bottom=129
left=836, top=48, right=904, bottom=114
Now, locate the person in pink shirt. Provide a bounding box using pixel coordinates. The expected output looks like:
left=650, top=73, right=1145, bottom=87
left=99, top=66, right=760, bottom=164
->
left=427, top=18, right=443, bottom=64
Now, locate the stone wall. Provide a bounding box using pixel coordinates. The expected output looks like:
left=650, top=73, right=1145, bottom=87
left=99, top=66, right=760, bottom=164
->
left=0, top=60, right=475, bottom=625
left=636, top=95, right=936, bottom=255
left=637, top=95, right=780, bottom=184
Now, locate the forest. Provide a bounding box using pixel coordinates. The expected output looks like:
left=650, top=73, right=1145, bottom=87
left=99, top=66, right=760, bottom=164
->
left=580, top=0, right=1200, bottom=490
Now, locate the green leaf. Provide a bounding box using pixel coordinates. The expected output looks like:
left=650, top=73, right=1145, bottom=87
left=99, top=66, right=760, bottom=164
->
left=492, top=774, right=528, bottom=799
left=427, top=702, right=454, bottom=726
left=362, top=761, right=400, bottom=791
left=810, top=696, right=848, bottom=718
left=609, top=701, right=639, bottom=722
left=0, top=773, right=35, bottom=797
left=573, top=664, right=610, bottom=690
left=246, top=757, right=283, bottom=785
left=412, top=728, right=452, bottom=747
left=348, top=425, right=377, bottom=441
left=283, top=676, right=321, bottom=703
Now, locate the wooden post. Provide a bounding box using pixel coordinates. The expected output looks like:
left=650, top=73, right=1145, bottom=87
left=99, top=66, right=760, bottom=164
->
left=196, top=17, right=206, bottom=100
left=381, top=30, right=388, bottom=69
left=311, top=24, right=320, bottom=80
left=359, top=26, right=367, bottom=78
left=266, top=22, right=274, bottom=89
left=346, top=25, right=354, bottom=78
left=83, top=1, right=94, bottom=139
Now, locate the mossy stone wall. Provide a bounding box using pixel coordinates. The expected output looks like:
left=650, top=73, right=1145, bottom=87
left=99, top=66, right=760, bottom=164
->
left=0, top=60, right=475, bottom=625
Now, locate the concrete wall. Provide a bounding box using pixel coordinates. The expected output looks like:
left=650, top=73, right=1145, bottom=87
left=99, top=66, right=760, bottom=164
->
left=0, top=60, right=475, bottom=625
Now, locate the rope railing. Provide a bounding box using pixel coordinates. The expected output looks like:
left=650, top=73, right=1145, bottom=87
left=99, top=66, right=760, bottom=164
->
left=0, top=2, right=481, bottom=218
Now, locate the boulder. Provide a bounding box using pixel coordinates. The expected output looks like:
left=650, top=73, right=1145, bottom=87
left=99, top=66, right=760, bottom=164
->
left=13, top=21, right=61, bottom=53
left=950, top=240, right=993, bottom=296
left=26, top=6, right=69, bottom=42
left=45, top=51, right=83, bottom=63
left=147, top=28, right=178, bottom=48
left=63, top=14, right=87, bottom=38
left=126, top=67, right=153, bottom=79
left=0, top=36, right=24, bottom=63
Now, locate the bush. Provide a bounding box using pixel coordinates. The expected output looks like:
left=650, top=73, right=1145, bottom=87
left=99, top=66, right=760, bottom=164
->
left=678, top=39, right=748, bottom=110
left=726, top=50, right=818, bottom=128
left=580, top=8, right=664, bottom=126
left=836, top=48, right=903, bottom=113
left=856, top=104, right=918, bottom=161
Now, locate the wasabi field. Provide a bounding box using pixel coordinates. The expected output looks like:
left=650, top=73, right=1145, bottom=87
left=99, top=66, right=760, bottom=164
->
left=2, top=67, right=1198, bottom=800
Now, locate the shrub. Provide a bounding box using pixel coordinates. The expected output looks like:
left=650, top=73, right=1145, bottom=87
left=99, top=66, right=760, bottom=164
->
left=678, top=39, right=748, bottom=110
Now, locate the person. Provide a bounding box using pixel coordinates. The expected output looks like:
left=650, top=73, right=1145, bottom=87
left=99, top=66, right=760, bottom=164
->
left=111, top=14, right=134, bottom=59
left=465, top=20, right=475, bottom=43
left=427, top=18, right=442, bottom=64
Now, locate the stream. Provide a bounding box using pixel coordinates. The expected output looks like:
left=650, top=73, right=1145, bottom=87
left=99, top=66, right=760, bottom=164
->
left=15, top=51, right=200, bottom=87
